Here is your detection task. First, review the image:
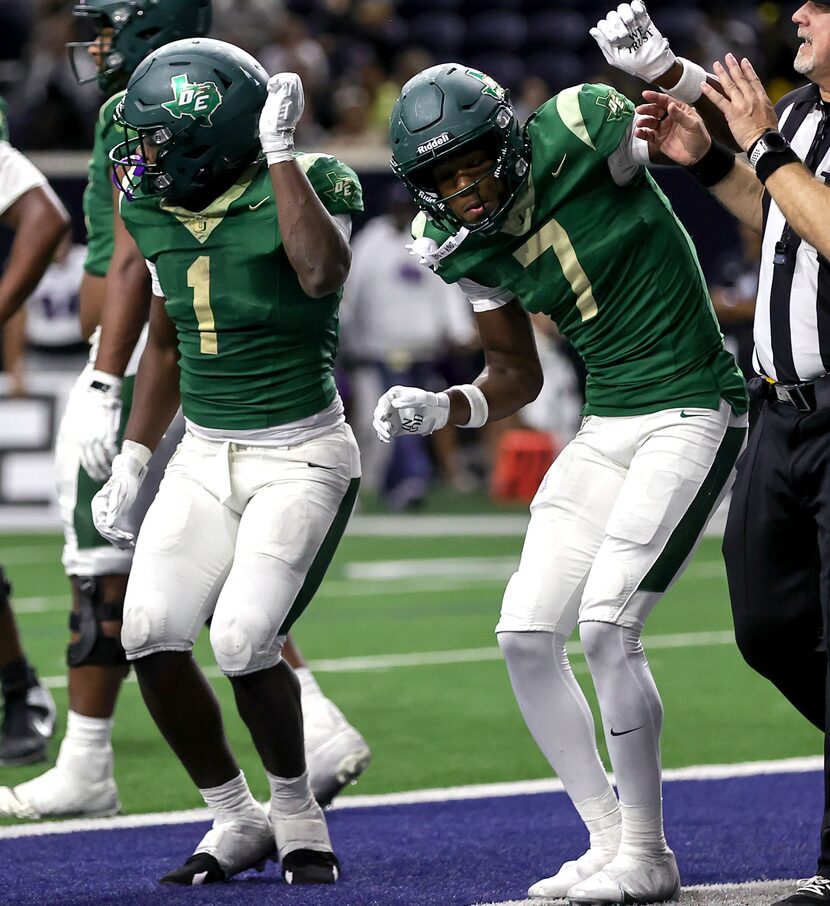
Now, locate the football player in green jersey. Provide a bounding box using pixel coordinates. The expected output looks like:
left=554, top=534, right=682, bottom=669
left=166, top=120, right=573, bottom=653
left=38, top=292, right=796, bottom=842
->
left=0, top=0, right=369, bottom=825
left=376, top=63, right=749, bottom=904
left=90, top=39, right=362, bottom=885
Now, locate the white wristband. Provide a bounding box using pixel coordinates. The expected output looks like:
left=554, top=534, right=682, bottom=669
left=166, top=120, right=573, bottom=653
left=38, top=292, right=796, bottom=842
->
left=453, top=384, right=489, bottom=429
left=121, top=439, right=152, bottom=470
left=263, top=130, right=295, bottom=166
left=669, top=57, right=708, bottom=104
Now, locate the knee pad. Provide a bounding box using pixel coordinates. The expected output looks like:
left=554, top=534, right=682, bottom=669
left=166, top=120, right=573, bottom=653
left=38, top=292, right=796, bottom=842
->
left=0, top=565, right=10, bottom=613
left=210, top=612, right=285, bottom=676
left=67, top=577, right=128, bottom=668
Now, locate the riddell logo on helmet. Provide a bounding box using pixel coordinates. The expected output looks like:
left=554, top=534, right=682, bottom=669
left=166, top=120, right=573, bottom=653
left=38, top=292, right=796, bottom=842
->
left=417, top=132, right=453, bottom=155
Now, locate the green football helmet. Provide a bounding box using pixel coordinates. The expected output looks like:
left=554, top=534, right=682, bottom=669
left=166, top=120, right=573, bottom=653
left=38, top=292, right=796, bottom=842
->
left=389, top=62, right=530, bottom=235
left=68, top=0, right=212, bottom=93
left=110, top=38, right=268, bottom=202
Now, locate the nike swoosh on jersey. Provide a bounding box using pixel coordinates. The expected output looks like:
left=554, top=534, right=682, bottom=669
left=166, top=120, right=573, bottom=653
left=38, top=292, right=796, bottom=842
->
left=248, top=197, right=271, bottom=210
left=609, top=726, right=642, bottom=737
left=679, top=411, right=707, bottom=418
left=552, top=154, right=567, bottom=178
left=307, top=462, right=338, bottom=470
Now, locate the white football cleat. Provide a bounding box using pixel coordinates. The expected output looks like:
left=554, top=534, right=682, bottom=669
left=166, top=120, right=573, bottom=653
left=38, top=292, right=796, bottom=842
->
left=567, top=849, right=681, bottom=904
left=161, top=807, right=276, bottom=885
left=303, top=693, right=371, bottom=806
left=0, top=763, right=119, bottom=819
left=528, top=847, right=618, bottom=899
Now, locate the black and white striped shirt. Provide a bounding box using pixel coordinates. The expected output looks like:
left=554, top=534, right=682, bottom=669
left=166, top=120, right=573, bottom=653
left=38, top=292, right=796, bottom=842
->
left=754, top=83, right=830, bottom=384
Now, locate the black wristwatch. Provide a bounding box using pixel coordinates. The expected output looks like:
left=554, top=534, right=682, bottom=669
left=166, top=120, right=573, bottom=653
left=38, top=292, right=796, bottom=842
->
left=748, top=130, right=790, bottom=168
left=748, top=129, right=800, bottom=184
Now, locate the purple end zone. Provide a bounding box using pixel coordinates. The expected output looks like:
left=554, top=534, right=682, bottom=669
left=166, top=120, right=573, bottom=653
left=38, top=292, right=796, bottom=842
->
left=1, top=770, right=821, bottom=906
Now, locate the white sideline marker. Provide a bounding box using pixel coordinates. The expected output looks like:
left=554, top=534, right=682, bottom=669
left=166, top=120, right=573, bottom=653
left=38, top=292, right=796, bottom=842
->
left=0, top=755, right=820, bottom=840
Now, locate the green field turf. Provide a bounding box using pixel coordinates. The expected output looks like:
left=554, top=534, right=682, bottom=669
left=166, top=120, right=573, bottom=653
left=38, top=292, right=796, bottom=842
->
left=0, top=527, right=821, bottom=821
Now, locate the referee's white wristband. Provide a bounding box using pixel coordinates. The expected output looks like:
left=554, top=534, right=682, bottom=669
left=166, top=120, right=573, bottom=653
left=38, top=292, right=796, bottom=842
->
left=669, top=57, right=708, bottom=104
left=452, top=384, right=489, bottom=429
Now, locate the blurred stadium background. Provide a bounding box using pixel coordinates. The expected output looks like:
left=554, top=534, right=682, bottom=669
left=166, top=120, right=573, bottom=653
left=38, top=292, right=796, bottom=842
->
left=0, top=2, right=823, bottom=903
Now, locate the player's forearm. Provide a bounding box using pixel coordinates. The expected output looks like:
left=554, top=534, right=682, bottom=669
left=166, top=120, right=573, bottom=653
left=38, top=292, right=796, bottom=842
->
left=124, top=342, right=180, bottom=451
left=2, top=309, right=26, bottom=394
left=763, top=163, right=830, bottom=260
left=0, top=195, right=69, bottom=328
left=467, top=361, right=543, bottom=423
left=653, top=62, right=741, bottom=151
left=709, top=158, right=765, bottom=233
left=94, top=257, right=151, bottom=376
left=268, top=161, right=350, bottom=298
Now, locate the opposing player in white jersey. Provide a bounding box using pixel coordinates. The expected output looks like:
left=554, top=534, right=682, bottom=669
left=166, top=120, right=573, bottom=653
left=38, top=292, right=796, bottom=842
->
left=0, top=105, right=68, bottom=765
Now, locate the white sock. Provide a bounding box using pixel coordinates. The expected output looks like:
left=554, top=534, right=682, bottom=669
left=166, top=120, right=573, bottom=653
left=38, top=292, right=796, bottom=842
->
left=267, top=770, right=317, bottom=816
left=579, top=622, right=668, bottom=856
left=619, top=802, right=668, bottom=857
left=198, top=771, right=262, bottom=825
left=54, top=711, right=114, bottom=782
left=266, top=769, right=330, bottom=857
left=64, top=710, right=113, bottom=748
left=574, top=788, right=622, bottom=853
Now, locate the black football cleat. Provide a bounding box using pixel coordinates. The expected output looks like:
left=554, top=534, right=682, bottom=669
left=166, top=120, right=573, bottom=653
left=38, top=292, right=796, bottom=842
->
left=282, top=849, right=341, bottom=885
left=160, top=814, right=276, bottom=885
left=0, top=684, right=56, bottom=766
left=161, top=853, right=227, bottom=886
left=773, top=877, right=830, bottom=904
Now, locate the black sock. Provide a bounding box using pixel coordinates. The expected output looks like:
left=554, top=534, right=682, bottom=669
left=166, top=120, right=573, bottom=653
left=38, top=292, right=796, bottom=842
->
left=0, top=658, right=38, bottom=701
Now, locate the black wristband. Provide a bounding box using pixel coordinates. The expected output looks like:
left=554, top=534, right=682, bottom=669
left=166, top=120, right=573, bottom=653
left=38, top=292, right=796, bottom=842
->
left=684, top=143, right=736, bottom=187
left=754, top=147, right=800, bottom=185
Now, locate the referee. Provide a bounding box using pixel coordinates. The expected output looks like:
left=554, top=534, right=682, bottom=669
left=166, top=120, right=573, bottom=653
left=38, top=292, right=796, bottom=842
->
left=593, top=2, right=830, bottom=903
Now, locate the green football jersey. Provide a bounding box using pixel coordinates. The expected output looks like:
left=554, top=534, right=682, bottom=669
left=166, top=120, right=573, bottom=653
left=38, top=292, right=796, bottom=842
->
left=83, top=91, right=125, bottom=277
left=121, top=154, right=363, bottom=430
left=417, top=83, right=748, bottom=417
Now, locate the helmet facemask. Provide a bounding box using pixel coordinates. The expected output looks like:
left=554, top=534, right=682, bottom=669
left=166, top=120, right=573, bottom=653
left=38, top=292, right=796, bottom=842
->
left=67, top=1, right=213, bottom=93
left=110, top=101, right=234, bottom=203
left=395, top=118, right=529, bottom=236
left=67, top=9, right=124, bottom=92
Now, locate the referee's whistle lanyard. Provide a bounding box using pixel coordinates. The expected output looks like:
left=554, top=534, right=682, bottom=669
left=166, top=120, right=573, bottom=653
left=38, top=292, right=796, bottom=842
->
left=774, top=104, right=830, bottom=266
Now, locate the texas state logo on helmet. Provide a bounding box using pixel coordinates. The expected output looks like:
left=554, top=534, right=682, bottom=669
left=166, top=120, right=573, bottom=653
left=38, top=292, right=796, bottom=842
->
left=68, top=0, right=212, bottom=93
left=389, top=62, right=530, bottom=236
left=110, top=37, right=267, bottom=201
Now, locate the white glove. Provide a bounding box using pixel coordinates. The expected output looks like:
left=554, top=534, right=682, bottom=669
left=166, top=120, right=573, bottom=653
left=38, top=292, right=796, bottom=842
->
left=78, top=369, right=123, bottom=482
left=91, top=439, right=151, bottom=549
left=259, top=72, right=305, bottom=165
left=406, top=237, right=441, bottom=270
left=590, top=1, right=675, bottom=83
left=373, top=386, right=450, bottom=443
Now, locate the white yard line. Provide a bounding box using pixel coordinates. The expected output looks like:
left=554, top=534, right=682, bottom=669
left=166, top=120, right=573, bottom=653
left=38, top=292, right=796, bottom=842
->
left=0, top=756, right=820, bottom=840
left=35, top=629, right=737, bottom=689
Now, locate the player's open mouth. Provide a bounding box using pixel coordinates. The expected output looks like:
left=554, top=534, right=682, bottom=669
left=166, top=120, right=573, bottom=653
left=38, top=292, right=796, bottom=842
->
left=464, top=200, right=488, bottom=218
